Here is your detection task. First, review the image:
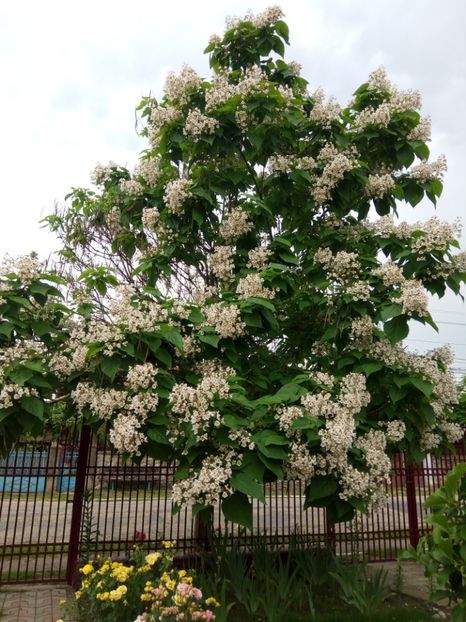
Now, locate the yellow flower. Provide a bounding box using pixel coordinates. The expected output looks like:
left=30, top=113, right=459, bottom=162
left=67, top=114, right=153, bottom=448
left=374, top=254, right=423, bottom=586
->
left=97, top=592, right=110, bottom=601
left=59, top=599, right=66, bottom=606
left=145, top=552, right=162, bottom=566
left=174, top=593, right=187, bottom=606
left=75, top=591, right=82, bottom=599
left=55, top=619, right=64, bottom=622
left=140, top=593, right=152, bottom=601
left=109, top=585, right=127, bottom=601
left=161, top=540, right=176, bottom=549
left=178, top=569, right=187, bottom=578
left=80, top=564, right=94, bottom=575
left=206, top=597, right=221, bottom=607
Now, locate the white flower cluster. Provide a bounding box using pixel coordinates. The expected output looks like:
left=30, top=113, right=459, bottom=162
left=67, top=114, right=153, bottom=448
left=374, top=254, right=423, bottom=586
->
left=419, top=430, right=441, bottom=452
left=164, top=65, right=202, bottom=104
left=1, top=255, right=42, bottom=285
left=354, top=67, right=422, bottom=131
left=90, top=161, right=117, bottom=186
left=109, top=285, right=168, bottom=333
left=369, top=215, right=414, bottom=239
left=0, top=384, right=39, bottom=409
left=142, top=207, right=160, bottom=231
left=163, top=178, right=193, bottom=214
left=411, top=217, right=460, bottom=256
left=247, top=246, right=272, bottom=269
left=125, top=363, right=158, bottom=391
left=120, top=179, right=143, bottom=196
left=311, top=152, right=354, bottom=205
left=0, top=340, right=45, bottom=382
left=349, top=316, right=373, bottom=346
left=345, top=281, right=371, bottom=301
left=314, top=248, right=360, bottom=283
left=309, top=89, right=341, bottom=128
left=309, top=371, right=335, bottom=387
left=276, top=405, right=304, bottom=437
left=366, top=173, right=395, bottom=198
left=397, top=279, right=428, bottom=316
left=169, top=363, right=233, bottom=443
left=384, top=420, right=406, bottom=442
left=171, top=450, right=239, bottom=507
left=209, top=245, right=235, bottom=282
left=407, top=116, right=431, bottom=142
left=372, top=262, right=404, bottom=286
left=150, top=105, right=181, bottom=133
left=267, top=154, right=316, bottom=175
left=437, top=421, right=463, bottom=444
left=408, top=155, right=447, bottom=182
left=205, top=65, right=264, bottom=111
left=225, top=5, right=284, bottom=30
left=136, top=158, right=161, bottom=186
left=366, top=340, right=459, bottom=430
left=72, top=382, right=127, bottom=419
left=109, top=413, right=147, bottom=456
left=284, top=441, right=317, bottom=481
left=203, top=303, right=245, bottom=339
left=183, top=108, right=219, bottom=140
left=219, top=207, right=253, bottom=242
left=228, top=427, right=254, bottom=450
left=236, top=273, right=275, bottom=300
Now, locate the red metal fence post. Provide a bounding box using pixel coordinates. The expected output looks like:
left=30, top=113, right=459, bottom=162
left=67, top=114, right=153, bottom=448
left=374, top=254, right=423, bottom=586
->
left=66, top=424, right=91, bottom=585
left=404, top=458, right=420, bottom=548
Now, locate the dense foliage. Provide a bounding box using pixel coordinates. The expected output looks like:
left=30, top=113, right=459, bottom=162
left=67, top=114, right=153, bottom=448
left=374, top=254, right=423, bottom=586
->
left=1, top=6, right=464, bottom=527
left=402, top=462, right=466, bottom=622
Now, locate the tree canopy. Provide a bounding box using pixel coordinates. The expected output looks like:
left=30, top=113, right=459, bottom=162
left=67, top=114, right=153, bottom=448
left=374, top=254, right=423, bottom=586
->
left=1, top=6, right=464, bottom=527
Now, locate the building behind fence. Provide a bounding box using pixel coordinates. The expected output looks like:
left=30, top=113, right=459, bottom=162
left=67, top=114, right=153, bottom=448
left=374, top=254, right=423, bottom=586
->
left=0, top=425, right=464, bottom=585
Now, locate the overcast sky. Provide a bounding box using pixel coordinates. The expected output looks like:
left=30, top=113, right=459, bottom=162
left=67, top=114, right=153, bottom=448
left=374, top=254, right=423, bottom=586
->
left=0, top=0, right=465, bottom=372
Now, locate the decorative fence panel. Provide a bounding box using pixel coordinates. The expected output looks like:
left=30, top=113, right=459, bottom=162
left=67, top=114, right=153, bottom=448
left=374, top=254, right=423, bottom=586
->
left=0, top=426, right=464, bottom=585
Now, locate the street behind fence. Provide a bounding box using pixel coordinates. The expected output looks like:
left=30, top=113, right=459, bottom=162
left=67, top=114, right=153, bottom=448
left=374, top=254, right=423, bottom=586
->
left=0, top=427, right=464, bottom=584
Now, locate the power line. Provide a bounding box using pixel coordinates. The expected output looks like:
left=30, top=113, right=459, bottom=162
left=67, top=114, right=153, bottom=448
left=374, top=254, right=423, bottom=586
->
left=406, top=338, right=466, bottom=346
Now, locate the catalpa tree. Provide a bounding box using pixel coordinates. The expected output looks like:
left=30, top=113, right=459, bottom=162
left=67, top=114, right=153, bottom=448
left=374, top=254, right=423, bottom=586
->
left=1, top=6, right=464, bottom=526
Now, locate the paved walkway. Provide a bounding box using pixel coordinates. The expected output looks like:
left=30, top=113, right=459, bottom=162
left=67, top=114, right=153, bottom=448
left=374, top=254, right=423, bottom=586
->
left=0, top=584, right=72, bottom=622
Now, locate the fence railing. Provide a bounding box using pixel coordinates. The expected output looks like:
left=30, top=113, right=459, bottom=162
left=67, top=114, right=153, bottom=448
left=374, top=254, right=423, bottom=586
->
left=0, top=425, right=464, bottom=585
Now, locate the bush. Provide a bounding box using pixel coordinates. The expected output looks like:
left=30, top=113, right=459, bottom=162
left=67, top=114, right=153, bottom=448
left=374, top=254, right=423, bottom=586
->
left=402, top=462, right=466, bottom=622
left=62, top=542, right=219, bottom=622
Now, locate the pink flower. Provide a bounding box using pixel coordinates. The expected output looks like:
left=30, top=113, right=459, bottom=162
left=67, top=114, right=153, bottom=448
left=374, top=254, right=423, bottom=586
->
left=135, top=530, right=146, bottom=541
left=204, top=611, right=215, bottom=621
left=192, top=587, right=202, bottom=600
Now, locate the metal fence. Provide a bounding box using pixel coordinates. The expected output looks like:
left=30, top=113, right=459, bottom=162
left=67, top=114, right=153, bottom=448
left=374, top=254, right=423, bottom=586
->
left=0, top=425, right=464, bottom=585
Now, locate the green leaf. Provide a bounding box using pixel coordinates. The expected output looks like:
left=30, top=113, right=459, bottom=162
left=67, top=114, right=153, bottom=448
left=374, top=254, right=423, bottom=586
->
left=257, top=453, right=284, bottom=479
left=304, top=475, right=338, bottom=508
left=252, top=430, right=288, bottom=446
left=410, top=377, right=433, bottom=397
left=154, top=347, right=172, bottom=367
left=0, top=322, right=13, bottom=337
left=198, top=333, right=220, bottom=348
left=357, top=362, right=383, bottom=376
left=379, top=303, right=402, bottom=321
left=100, top=357, right=120, bottom=381
left=159, top=325, right=184, bottom=350
left=19, top=396, right=44, bottom=419
left=384, top=315, right=409, bottom=344
left=248, top=297, right=275, bottom=311
left=222, top=491, right=252, bottom=529
left=231, top=471, right=265, bottom=502
left=188, top=309, right=205, bottom=324
left=9, top=368, right=34, bottom=385
left=278, top=251, right=299, bottom=265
